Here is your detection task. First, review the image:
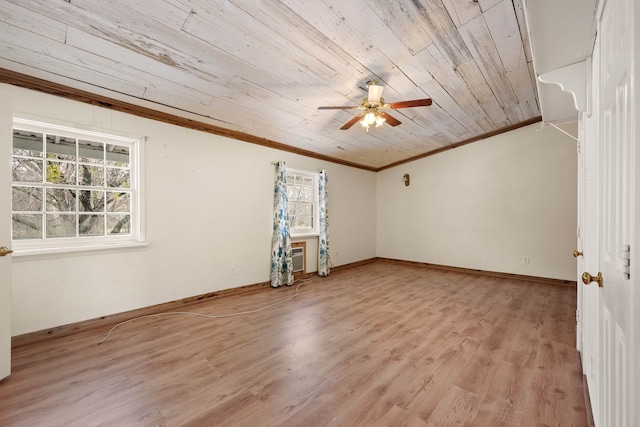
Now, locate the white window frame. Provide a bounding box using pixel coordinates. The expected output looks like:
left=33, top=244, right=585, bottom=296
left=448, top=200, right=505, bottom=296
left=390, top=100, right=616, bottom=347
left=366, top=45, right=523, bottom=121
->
left=286, top=167, right=319, bottom=237
left=11, top=118, right=146, bottom=256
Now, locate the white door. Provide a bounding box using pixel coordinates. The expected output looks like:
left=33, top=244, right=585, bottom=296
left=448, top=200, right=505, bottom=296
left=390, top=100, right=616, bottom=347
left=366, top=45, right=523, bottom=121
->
left=0, top=84, right=13, bottom=381
left=579, top=106, right=602, bottom=422
left=584, top=0, right=637, bottom=425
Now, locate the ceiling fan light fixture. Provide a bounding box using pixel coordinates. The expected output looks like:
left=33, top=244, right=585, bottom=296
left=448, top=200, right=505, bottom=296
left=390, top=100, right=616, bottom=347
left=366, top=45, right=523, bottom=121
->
left=362, top=111, right=377, bottom=127
left=360, top=111, right=386, bottom=131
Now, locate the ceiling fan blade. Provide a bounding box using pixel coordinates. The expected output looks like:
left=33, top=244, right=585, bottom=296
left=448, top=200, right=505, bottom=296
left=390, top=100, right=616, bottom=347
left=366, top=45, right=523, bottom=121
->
left=340, top=115, right=363, bottom=130
left=388, top=98, right=433, bottom=109
left=379, top=111, right=402, bottom=126
left=318, top=105, right=359, bottom=110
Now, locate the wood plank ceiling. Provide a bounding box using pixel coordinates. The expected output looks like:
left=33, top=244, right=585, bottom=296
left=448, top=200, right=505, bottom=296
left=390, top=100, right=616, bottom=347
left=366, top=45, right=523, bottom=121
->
left=0, top=0, right=540, bottom=171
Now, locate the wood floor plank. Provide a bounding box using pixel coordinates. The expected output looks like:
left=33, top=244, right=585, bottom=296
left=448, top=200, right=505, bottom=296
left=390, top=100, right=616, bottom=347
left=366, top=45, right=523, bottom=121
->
left=0, top=260, right=588, bottom=426
left=424, top=384, right=481, bottom=426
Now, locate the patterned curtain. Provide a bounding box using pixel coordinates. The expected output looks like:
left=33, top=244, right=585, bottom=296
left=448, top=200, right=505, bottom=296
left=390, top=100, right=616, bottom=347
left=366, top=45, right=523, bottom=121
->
left=318, top=170, right=331, bottom=276
left=271, top=161, right=294, bottom=287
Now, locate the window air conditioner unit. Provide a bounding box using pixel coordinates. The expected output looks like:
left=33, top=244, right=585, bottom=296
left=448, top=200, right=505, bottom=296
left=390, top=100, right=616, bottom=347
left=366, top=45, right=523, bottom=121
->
left=292, top=246, right=305, bottom=273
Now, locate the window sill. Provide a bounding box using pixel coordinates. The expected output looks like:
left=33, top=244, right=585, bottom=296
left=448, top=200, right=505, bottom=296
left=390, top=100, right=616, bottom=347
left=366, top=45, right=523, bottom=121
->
left=11, top=241, right=149, bottom=259
left=290, top=233, right=319, bottom=239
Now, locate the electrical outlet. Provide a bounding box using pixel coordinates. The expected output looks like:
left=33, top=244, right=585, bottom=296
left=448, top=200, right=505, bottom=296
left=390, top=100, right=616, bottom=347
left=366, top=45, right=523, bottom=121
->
left=522, top=257, right=530, bottom=264
left=230, top=266, right=236, bottom=275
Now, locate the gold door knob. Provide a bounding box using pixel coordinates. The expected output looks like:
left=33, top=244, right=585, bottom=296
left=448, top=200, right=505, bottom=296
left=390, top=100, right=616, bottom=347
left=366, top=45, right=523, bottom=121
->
left=0, top=246, right=13, bottom=257
left=573, top=250, right=583, bottom=257
left=582, top=272, right=603, bottom=287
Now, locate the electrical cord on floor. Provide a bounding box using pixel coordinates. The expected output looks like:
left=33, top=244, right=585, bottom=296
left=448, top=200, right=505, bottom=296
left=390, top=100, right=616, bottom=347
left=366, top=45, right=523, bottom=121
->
left=98, top=277, right=317, bottom=345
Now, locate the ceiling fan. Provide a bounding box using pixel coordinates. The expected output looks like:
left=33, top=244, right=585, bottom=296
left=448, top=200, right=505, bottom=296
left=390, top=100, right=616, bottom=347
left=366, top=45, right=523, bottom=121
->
left=318, top=81, right=432, bottom=131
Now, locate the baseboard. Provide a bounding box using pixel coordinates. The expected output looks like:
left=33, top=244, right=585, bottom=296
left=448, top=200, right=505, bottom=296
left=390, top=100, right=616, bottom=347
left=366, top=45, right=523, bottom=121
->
left=333, top=257, right=378, bottom=271
left=376, top=257, right=578, bottom=287
left=11, top=258, right=376, bottom=349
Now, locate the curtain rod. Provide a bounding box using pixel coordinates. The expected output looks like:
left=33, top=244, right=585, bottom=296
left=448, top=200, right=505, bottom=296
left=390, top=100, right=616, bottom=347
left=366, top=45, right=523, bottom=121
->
left=271, top=161, right=322, bottom=173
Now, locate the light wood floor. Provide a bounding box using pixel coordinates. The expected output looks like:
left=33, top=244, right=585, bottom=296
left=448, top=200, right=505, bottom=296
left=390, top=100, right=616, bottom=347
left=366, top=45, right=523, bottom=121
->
left=0, top=260, right=588, bottom=426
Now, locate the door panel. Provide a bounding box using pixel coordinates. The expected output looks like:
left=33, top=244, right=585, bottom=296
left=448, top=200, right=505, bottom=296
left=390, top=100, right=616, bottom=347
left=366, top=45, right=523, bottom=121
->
left=593, top=0, right=634, bottom=424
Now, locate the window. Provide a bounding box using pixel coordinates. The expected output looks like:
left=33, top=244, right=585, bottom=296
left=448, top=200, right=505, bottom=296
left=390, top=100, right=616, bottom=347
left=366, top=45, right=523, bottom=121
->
left=286, top=168, right=318, bottom=236
left=11, top=118, right=144, bottom=253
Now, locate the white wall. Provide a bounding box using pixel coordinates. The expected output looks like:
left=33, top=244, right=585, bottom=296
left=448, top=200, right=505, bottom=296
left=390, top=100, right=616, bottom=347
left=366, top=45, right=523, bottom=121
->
left=5, top=86, right=377, bottom=335
left=376, top=123, right=578, bottom=281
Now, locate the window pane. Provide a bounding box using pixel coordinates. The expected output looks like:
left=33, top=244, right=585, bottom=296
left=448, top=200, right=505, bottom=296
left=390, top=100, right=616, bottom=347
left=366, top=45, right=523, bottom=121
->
left=301, top=187, right=312, bottom=202
left=13, top=130, right=43, bottom=157
left=107, top=191, right=130, bottom=213
left=107, top=168, right=130, bottom=188
left=46, top=134, right=76, bottom=160
left=12, top=214, right=42, bottom=240
left=285, top=170, right=318, bottom=234
left=79, top=214, right=104, bottom=236
left=106, top=145, right=129, bottom=167
left=78, top=140, right=104, bottom=164
left=78, top=190, right=104, bottom=213
left=303, top=204, right=311, bottom=217
left=12, top=186, right=43, bottom=212
left=46, top=188, right=76, bottom=212
left=12, top=158, right=43, bottom=183
left=295, top=216, right=312, bottom=229
left=11, top=121, right=139, bottom=247
left=46, top=160, right=76, bottom=184
left=107, top=214, right=130, bottom=235
left=46, top=213, right=76, bottom=238
left=78, top=164, right=104, bottom=186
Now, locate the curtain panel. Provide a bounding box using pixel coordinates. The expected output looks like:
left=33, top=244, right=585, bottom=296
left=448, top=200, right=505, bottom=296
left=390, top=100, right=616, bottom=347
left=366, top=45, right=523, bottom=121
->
left=318, top=170, right=331, bottom=276
left=270, top=161, right=294, bottom=287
